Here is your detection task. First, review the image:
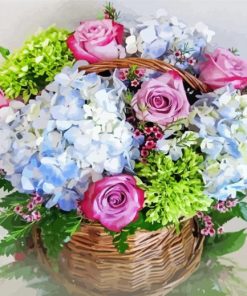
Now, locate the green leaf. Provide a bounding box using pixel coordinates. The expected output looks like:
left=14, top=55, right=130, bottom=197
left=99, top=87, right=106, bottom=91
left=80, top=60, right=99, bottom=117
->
left=204, top=229, right=247, bottom=257
left=237, top=191, right=246, bottom=201
left=106, top=212, right=163, bottom=253
left=39, top=208, right=82, bottom=259
left=0, top=190, right=31, bottom=208
left=0, top=177, right=13, bottom=192
left=239, top=202, right=247, bottom=221
left=0, top=237, right=26, bottom=256
left=0, top=46, right=10, bottom=59
left=0, top=213, right=34, bottom=257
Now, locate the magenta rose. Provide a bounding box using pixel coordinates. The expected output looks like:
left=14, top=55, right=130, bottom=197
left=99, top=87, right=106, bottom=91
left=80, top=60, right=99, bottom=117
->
left=199, top=48, right=247, bottom=90
left=67, top=19, right=125, bottom=63
left=0, top=89, right=9, bottom=109
left=80, top=174, right=145, bottom=232
left=131, top=71, right=190, bottom=126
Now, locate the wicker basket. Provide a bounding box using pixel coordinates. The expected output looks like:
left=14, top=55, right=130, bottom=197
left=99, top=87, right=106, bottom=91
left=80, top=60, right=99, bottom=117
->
left=33, top=58, right=210, bottom=296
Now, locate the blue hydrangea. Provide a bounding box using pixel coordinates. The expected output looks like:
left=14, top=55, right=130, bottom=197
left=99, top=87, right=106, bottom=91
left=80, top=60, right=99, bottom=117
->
left=189, top=87, right=247, bottom=200
left=125, top=10, right=215, bottom=72
left=2, top=63, right=139, bottom=211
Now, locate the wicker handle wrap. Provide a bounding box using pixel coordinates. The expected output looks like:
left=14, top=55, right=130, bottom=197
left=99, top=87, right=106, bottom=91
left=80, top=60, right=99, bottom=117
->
left=79, top=57, right=210, bottom=93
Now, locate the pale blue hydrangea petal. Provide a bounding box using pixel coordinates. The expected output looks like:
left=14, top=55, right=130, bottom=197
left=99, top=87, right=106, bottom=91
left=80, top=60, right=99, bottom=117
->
left=57, top=189, right=81, bottom=212
left=145, top=39, right=168, bottom=58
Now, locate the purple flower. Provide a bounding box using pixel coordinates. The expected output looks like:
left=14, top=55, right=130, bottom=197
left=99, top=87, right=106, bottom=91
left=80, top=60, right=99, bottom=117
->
left=131, top=71, right=190, bottom=126
left=79, top=174, right=145, bottom=232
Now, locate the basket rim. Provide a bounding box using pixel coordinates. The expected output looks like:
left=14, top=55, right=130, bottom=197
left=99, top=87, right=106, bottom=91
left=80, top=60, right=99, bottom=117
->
left=78, top=57, right=211, bottom=93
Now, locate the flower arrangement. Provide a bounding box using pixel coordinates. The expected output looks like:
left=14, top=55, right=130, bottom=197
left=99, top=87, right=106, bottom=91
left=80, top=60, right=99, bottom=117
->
left=0, top=2, right=247, bottom=281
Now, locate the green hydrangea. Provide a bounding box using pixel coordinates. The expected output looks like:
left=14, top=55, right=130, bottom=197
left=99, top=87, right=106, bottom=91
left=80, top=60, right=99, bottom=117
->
left=0, top=27, right=73, bottom=102
left=135, top=148, right=212, bottom=227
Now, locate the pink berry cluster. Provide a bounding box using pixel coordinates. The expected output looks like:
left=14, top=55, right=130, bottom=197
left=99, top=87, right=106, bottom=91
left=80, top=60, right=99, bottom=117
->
left=118, top=68, right=146, bottom=87
left=134, top=125, right=163, bottom=160
left=173, top=50, right=197, bottom=66
left=213, top=199, right=238, bottom=213
left=197, top=212, right=223, bottom=236
left=14, top=193, right=43, bottom=223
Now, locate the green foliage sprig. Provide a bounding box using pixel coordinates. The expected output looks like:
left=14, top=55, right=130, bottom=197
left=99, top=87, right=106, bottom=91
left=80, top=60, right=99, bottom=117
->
left=0, top=46, right=10, bottom=59
left=39, top=208, right=82, bottom=259
left=106, top=212, right=162, bottom=253
left=0, top=180, right=82, bottom=259
left=135, top=148, right=212, bottom=227
left=0, top=190, right=33, bottom=256
left=104, top=2, right=120, bottom=20
left=0, top=27, right=73, bottom=102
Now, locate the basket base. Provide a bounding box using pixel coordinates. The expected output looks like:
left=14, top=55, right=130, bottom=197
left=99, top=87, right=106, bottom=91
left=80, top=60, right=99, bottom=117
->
left=33, top=219, right=204, bottom=296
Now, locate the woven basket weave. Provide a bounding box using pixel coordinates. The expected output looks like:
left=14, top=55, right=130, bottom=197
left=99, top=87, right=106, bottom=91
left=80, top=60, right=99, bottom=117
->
left=33, top=58, right=209, bottom=296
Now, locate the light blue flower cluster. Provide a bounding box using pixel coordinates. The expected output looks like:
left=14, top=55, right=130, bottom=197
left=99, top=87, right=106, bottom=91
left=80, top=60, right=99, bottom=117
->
left=0, top=91, right=52, bottom=190
left=125, top=10, right=215, bottom=71
left=189, top=87, right=247, bottom=200
left=12, top=62, right=139, bottom=211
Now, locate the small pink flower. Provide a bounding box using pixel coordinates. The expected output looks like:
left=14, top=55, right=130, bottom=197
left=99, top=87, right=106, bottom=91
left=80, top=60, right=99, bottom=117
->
left=201, top=228, right=209, bottom=236
left=131, top=79, right=140, bottom=87
left=205, top=220, right=214, bottom=227
left=174, top=50, right=182, bottom=59
left=155, top=131, right=163, bottom=140
left=32, top=194, right=43, bottom=205
left=226, top=199, right=238, bottom=208
left=208, top=228, right=216, bottom=237
left=144, top=127, right=153, bottom=135
left=22, top=214, right=33, bottom=223
left=141, top=149, right=149, bottom=158
left=134, top=129, right=142, bottom=137
left=79, top=174, right=145, bottom=232
left=0, top=89, right=9, bottom=109
left=131, top=71, right=189, bottom=126
left=196, top=211, right=204, bottom=219
left=152, top=126, right=159, bottom=133
left=118, top=69, right=128, bottom=81
left=199, top=48, right=247, bottom=90
left=134, top=68, right=145, bottom=78
left=67, top=19, right=125, bottom=63
left=145, top=140, right=156, bottom=150
left=27, top=202, right=35, bottom=211
left=188, top=57, right=197, bottom=66
left=215, top=202, right=228, bottom=213
left=217, top=227, right=224, bottom=234
left=14, top=205, right=23, bottom=215
left=31, top=210, right=41, bottom=221
left=203, top=215, right=212, bottom=222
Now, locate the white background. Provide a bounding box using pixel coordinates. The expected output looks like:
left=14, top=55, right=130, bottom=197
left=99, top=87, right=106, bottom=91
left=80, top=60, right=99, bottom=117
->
left=0, top=0, right=247, bottom=295
left=0, top=0, right=247, bottom=58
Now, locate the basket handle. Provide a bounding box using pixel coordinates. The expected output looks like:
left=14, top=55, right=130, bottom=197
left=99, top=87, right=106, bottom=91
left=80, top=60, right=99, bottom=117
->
left=78, top=57, right=210, bottom=93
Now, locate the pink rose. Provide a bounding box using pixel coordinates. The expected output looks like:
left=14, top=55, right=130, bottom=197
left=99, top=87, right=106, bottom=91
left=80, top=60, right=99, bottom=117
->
left=67, top=19, right=125, bottom=63
left=0, top=89, right=9, bottom=109
left=199, top=48, right=247, bottom=90
left=131, top=71, right=190, bottom=126
left=79, top=174, right=145, bottom=232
